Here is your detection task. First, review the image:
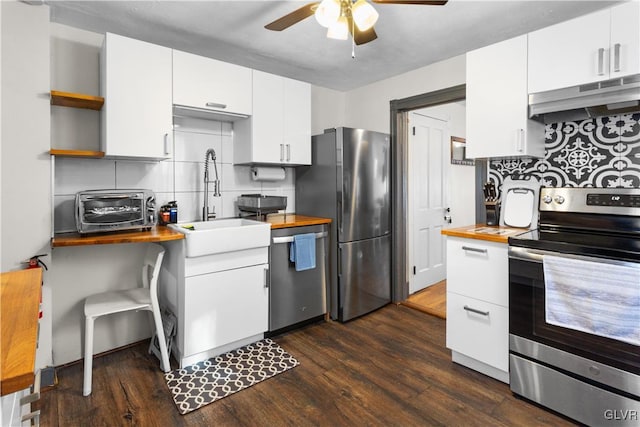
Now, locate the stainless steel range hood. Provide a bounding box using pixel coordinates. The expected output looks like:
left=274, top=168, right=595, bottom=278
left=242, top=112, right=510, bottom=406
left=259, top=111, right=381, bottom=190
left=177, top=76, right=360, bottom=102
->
left=529, top=74, right=640, bottom=124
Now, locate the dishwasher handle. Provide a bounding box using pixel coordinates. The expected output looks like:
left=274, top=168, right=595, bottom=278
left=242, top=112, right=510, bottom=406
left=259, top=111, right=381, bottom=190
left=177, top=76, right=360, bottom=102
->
left=272, top=231, right=327, bottom=245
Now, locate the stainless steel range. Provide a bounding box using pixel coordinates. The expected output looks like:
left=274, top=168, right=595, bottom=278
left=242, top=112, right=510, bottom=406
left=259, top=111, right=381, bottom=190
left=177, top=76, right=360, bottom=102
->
left=508, top=187, right=639, bottom=426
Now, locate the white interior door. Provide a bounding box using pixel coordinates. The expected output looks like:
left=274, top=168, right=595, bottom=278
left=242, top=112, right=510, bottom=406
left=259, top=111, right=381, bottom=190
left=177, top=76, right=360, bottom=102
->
left=408, top=112, right=449, bottom=294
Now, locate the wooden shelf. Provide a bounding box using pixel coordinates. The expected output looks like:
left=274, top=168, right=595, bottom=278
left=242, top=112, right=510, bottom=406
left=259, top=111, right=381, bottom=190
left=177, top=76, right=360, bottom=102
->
left=49, top=149, right=105, bottom=158
left=50, top=90, right=104, bottom=110
left=52, top=226, right=184, bottom=247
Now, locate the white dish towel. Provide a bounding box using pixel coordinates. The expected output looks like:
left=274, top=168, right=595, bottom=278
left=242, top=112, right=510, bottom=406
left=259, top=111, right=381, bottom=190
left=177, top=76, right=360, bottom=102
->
left=543, top=254, right=640, bottom=346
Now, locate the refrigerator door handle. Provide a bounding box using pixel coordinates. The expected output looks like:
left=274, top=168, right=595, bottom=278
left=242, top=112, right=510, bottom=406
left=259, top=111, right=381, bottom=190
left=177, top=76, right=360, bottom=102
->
left=337, top=198, right=343, bottom=238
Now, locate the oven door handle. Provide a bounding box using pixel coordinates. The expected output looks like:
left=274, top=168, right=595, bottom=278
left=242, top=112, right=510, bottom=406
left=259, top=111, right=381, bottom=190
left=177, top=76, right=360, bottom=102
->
left=509, top=246, right=639, bottom=268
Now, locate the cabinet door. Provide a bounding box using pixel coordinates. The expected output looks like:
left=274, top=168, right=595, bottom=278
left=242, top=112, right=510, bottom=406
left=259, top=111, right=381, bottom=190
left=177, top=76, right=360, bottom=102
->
left=446, top=292, right=509, bottom=372
left=284, top=77, right=311, bottom=165
left=183, top=264, right=268, bottom=357
left=528, top=9, right=610, bottom=93
left=466, top=35, right=543, bottom=159
left=610, top=1, right=640, bottom=78
left=252, top=70, right=285, bottom=164
left=101, top=33, right=173, bottom=159
left=446, top=237, right=508, bottom=307
left=173, top=50, right=252, bottom=116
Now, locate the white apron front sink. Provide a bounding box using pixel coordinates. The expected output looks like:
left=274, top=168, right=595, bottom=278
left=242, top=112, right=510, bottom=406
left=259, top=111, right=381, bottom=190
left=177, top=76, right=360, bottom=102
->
left=169, top=218, right=271, bottom=257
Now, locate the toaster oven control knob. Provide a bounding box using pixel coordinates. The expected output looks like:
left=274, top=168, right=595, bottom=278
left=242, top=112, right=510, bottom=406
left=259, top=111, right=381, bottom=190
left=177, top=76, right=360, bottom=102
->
left=554, top=195, right=565, bottom=204
left=542, top=194, right=553, bottom=204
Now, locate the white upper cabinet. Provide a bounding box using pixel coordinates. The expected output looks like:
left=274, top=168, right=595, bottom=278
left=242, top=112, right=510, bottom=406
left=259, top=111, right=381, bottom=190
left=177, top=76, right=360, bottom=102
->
left=234, top=70, right=311, bottom=165
left=283, top=77, right=312, bottom=165
left=466, top=35, right=545, bottom=159
left=172, top=50, right=252, bottom=117
left=528, top=2, right=640, bottom=94
left=101, top=33, right=173, bottom=159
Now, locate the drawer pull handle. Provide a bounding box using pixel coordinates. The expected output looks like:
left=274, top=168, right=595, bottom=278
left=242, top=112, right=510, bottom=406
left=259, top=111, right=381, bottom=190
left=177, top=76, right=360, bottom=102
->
left=461, top=245, right=488, bottom=254
left=205, top=102, right=227, bottom=109
left=464, top=305, right=490, bottom=316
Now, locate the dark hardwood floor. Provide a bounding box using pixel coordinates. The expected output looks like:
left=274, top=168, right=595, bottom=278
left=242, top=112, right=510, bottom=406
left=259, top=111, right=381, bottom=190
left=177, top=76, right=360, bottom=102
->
left=36, top=304, right=577, bottom=426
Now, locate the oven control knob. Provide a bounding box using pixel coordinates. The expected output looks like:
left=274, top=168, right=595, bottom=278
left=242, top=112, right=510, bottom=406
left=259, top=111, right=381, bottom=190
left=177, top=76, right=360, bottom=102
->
left=542, top=195, right=553, bottom=204
left=554, top=195, right=565, bottom=204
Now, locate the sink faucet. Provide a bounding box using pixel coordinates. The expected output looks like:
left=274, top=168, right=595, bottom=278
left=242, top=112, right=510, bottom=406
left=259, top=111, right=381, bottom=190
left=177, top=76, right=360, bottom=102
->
left=203, top=148, right=220, bottom=221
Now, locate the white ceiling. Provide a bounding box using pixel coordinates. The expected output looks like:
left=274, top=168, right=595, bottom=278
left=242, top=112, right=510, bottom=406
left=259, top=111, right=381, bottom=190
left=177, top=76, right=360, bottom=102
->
left=46, top=0, right=621, bottom=91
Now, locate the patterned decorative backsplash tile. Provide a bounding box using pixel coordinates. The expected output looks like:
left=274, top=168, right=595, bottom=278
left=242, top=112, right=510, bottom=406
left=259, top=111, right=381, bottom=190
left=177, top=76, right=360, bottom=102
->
left=489, top=113, right=640, bottom=193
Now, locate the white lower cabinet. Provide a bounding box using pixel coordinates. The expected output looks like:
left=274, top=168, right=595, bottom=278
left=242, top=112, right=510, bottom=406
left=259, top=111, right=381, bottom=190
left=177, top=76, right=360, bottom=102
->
left=161, top=241, right=270, bottom=368
left=183, top=265, right=268, bottom=357
left=445, top=236, right=509, bottom=382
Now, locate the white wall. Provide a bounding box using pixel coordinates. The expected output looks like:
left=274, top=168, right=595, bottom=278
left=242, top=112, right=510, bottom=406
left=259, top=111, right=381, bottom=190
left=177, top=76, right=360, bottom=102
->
left=311, top=85, right=346, bottom=135
left=343, top=55, right=466, bottom=134
left=1, top=1, right=51, bottom=271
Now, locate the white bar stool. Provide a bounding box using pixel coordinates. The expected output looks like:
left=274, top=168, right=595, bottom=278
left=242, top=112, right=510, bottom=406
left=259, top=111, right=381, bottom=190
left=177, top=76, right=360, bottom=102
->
left=82, top=243, right=171, bottom=396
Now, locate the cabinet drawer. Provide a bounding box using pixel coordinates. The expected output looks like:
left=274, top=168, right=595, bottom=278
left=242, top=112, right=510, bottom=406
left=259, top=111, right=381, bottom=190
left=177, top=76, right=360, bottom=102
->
left=446, top=236, right=508, bottom=306
left=446, top=292, right=508, bottom=372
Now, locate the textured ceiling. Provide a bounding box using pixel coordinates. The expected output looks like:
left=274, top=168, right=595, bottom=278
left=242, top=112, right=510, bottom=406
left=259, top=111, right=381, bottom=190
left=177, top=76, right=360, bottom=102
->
left=47, top=0, right=620, bottom=91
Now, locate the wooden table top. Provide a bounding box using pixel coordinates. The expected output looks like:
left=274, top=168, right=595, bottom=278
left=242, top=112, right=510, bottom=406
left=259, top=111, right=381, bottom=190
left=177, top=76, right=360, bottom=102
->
left=51, top=225, right=185, bottom=247
left=265, top=214, right=332, bottom=229
left=441, top=224, right=529, bottom=244
left=1, top=268, right=42, bottom=396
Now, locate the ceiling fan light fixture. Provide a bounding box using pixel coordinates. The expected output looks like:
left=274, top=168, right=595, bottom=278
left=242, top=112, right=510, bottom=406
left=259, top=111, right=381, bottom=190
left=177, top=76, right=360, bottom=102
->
left=327, top=15, right=349, bottom=40
left=315, top=0, right=341, bottom=28
left=352, top=0, right=379, bottom=31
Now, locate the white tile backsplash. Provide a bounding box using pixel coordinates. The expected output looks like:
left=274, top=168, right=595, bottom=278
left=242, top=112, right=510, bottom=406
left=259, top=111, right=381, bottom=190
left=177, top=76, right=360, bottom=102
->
left=54, top=195, right=76, bottom=232
left=222, top=164, right=261, bottom=192
left=55, top=158, right=116, bottom=195
left=115, top=160, right=174, bottom=193
left=54, top=118, right=298, bottom=232
left=174, top=116, right=222, bottom=135
left=174, top=161, right=203, bottom=193
left=221, top=134, right=233, bottom=163
left=174, top=129, right=223, bottom=163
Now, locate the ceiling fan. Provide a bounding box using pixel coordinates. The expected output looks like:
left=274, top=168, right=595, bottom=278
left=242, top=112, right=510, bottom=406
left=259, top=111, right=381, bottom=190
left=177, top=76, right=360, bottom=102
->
left=265, top=0, right=448, bottom=46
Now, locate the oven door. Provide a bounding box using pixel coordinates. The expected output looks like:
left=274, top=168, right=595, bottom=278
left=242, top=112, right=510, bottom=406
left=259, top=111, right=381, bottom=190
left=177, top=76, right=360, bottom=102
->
left=509, top=246, right=640, bottom=389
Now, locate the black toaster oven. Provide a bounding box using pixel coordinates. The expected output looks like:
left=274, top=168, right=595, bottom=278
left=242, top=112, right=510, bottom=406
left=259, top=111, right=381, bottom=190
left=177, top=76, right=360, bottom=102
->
left=75, top=189, right=156, bottom=234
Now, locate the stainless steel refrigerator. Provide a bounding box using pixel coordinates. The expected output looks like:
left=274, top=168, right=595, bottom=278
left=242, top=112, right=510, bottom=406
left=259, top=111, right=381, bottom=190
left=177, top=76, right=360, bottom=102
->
left=296, top=127, right=391, bottom=322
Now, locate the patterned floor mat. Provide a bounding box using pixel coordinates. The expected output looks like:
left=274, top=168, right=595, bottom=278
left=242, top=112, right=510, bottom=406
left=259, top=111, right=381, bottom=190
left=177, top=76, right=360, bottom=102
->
left=165, top=338, right=299, bottom=415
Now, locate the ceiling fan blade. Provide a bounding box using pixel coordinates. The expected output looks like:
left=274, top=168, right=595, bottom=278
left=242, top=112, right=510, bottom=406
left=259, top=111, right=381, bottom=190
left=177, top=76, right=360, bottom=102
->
left=265, top=2, right=319, bottom=31
left=347, top=16, right=378, bottom=45
left=354, top=26, right=378, bottom=45
left=371, top=0, right=448, bottom=5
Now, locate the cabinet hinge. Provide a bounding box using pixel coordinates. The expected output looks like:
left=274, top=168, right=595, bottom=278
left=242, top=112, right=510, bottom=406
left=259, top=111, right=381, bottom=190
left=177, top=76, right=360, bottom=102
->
left=413, top=266, right=416, bottom=275
left=412, top=126, right=416, bottom=136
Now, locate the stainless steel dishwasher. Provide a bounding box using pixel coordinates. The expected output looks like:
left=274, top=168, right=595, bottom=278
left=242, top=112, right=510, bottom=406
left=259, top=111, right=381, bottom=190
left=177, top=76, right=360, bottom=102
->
left=268, top=224, right=328, bottom=334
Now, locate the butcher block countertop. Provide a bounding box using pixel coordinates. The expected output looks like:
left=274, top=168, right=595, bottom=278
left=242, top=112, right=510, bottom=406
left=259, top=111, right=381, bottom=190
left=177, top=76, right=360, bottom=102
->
left=441, top=224, right=528, bottom=244
left=51, top=225, right=184, bottom=247
left=265, top=214, right=332, bottom=229
left=1, top=268, right=42, bottom=396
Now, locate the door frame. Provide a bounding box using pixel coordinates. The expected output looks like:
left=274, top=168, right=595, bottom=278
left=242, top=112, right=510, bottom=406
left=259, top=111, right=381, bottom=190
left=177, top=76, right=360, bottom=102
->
left=389, top=84, right=466, bottom=303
